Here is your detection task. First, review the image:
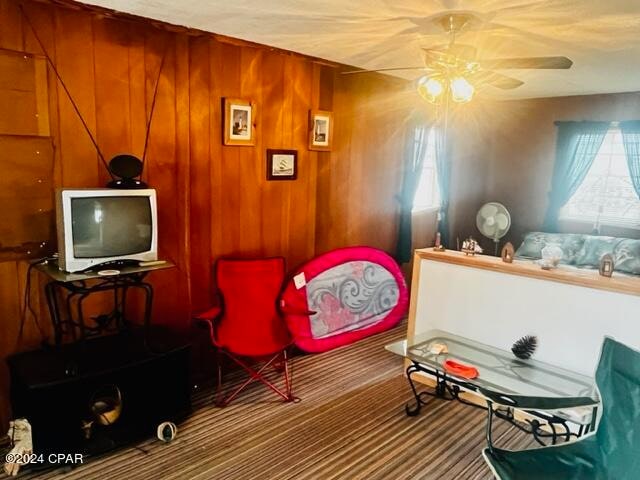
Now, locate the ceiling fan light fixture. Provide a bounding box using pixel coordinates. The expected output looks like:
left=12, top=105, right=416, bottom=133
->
left=417, top=75, right=444, bottom=104
left=450, top=76, right=474, bottom=103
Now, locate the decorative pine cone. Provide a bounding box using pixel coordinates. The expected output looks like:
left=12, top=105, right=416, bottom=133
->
left=511, top=335, right=538, bottom=360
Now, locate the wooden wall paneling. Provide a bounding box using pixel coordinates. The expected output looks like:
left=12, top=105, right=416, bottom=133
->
left=306, top=63, right=322, bottom=259
left=334, top=74, right=357, bottom=248
left=188, top=35, right=212, bottom=312
left=313, top=67, right=334, bottom=254
left=347, top=74, right=368, bottom=244
left=311, top=62, right=334, bottom=252
left=127, top=23, right=147, bottom=158
left=143, top=31, right=185, bottom=327
left=364, top=80, right=392, bottom=246
left=174, top=34, right=192, bottom=317
left=217, top=42, right=242, bottom=258
left=259, top=51, right=286, bottom=258
left=278, top=56, right=295, bottom=258
left=17, top=2, right=61, bottom=386
left=93, top=16, right=133, bottom=185
left=0, top=0, right=23, bottom=50
left=318, top=65, right=334, bottom=111
left=0, top=50, right=37, bottom=135
left=238, top=46, right=264, bottom=256
left=377, top=80, right=405, bottom=251
left=33, top=55, right=49, bottom=135
left=140, top=28, right=165, bottom=186
left=19, top=4, right=43, bottom=53
left=361, top=80, right=403, bottom=251
left=0, top=5, right=51, bottom=137
left=288, top=57, right=315, bottom=270
left=206, top=38, right=223, bottom=290
left=21, top=2, right=63, bottom=186
left=385, top=96, right=406, bottom=251
left=311, top=65, right=335, bottom=249
left=357, top=76, right=397, bottom=250
left=0, top=136, right=55, bottom=260
left=313, top=155, right=331, bottom=253
left=314, top=73, right=407, bottom=254
left=315, top=72, right=354, bottom=252
left=53, top=6, right=99, bottom=186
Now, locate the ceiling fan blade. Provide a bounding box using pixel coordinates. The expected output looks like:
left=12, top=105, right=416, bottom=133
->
left=479, top=56, right=573, bottom=70
left=472, top=71, right=524, bottom=90
left=341, top=67, right=429, bottom=75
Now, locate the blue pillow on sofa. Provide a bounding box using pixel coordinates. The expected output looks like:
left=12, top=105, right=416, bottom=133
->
left=515, top=232, right=585, bottom=264
left=574, top=236, right=640, bottom=275
left=613, top=239, right=640, bottom=275
left=574, top=236, right=621, bottom=269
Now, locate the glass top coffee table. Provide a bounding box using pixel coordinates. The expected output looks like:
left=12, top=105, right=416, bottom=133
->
left=386, top=329, right=600, bottom=446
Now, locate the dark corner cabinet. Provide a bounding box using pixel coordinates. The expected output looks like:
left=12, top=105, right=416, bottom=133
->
left=7, top=327, right=191, bottom=468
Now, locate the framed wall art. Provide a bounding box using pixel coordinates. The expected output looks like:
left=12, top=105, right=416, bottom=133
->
left=223, top=98, right=256, bottom=146
left=266, top=149, right=297, bottom=181
left=308, top=110, right=333, bottom=151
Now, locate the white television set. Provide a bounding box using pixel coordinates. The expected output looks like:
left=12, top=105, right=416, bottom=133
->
left=56, top=188, right=158, bottom=272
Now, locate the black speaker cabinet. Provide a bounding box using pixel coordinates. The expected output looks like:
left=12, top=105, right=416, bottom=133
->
left=7, top=327, right=191, bottom=464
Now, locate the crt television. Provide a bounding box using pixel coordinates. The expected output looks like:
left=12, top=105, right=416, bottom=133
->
left=56, top=188, right=158, bottom=272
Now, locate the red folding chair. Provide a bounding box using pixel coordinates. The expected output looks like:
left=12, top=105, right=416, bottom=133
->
left=195, top=257, right=294, bottom=406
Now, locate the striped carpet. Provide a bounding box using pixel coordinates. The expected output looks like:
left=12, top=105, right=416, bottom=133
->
left=7, top=325, right=537, bottom=480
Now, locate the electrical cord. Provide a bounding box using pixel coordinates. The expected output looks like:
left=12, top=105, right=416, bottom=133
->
left=17, top=257, right=52, bottom=347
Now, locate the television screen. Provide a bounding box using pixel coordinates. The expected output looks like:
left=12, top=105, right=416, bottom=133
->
left=71, top=196, right=152, bottom=258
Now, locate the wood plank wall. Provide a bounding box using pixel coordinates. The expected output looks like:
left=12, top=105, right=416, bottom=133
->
left=316, top=73, right=412, bottom=255
left=0, top=0, right=410, bottom=428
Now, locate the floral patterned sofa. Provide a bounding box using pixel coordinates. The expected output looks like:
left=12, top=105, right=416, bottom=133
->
left=515, top=232, right=640, bottom=275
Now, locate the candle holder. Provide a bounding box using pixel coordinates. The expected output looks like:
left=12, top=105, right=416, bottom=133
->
left=501, top=242, right=514, bottom=263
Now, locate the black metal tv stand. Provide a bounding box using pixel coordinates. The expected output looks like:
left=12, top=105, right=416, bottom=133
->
left=35, top=260, right=174, bottom=345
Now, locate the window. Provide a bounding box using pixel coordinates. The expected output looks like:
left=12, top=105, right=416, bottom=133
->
left=560, top=127, right=640, bottom=229
left=413, top=128, right=441, bottom=211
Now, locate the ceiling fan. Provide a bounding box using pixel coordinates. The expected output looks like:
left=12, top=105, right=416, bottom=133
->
left=342, top=12, right=573, bottom=102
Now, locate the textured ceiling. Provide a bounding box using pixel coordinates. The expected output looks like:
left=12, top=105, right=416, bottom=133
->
left=80, top=0, right=640, bottom=99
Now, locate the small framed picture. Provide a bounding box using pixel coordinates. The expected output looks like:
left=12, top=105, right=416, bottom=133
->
left=308, top=110, right=333, bottom=151
left=223, top=98, right=256, bottom=146
left=267, top=149, right=297, bottom=181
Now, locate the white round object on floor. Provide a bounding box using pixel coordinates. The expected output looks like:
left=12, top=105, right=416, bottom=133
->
left=157, top=422, right=177, bottom=442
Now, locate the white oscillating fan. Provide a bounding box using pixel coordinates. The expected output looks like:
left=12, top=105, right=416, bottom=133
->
left=476, top=202, right=511, bottom=256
